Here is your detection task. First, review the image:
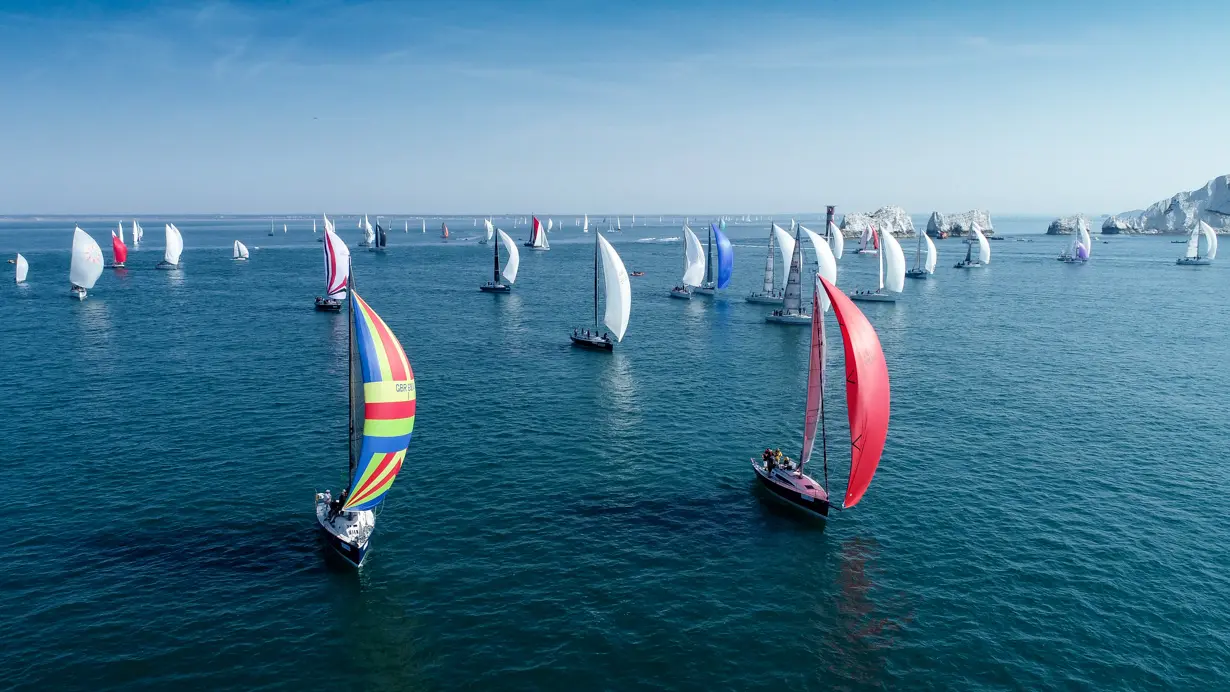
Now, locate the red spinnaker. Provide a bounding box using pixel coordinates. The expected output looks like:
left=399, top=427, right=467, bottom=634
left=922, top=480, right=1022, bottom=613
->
left=111, top=232, right=128, bottom=264
left=819, top=276, right=890, bottom=508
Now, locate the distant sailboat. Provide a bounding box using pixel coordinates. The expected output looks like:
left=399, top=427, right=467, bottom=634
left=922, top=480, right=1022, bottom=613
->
left=524, top=216, right=549, bottom=250
left=131, top=220, right=143, bottom=249
left=1176, top=221, right=1217, bottom=266
left=233, top=240, right=250, bottom=261
left=954, top=224, right=991, bottom=268
left=109, top=228, right=128, bottom=268
left=616, top=217, right=622, bottom=232
left=156, top=223, right=183, bottom=269
left=370, top=222, right=387, bottom=252
left=752, top=275, right=890, bottom=518
left=571, top=232, right=630, bottom=350
left=855, top=224, right=880, bottom=255
left=318, top=213, right=333, bottom=243
left=480, top=229, right=520, bottom=293
left=315, top=228, right=350, bottom=311
left=480, top=218, right=494, bottom=245
left=422, top=219, right=426, bottom=234
left=766, top=224, right=811, bottom=324
left=15, top=253, right=28, bottom=284
left=907, top=231, right=938, bottom=279
left=69, top=227, right=104, bottom=299
left=824, top=206, right=844, bottom=259
left=670, top=224, right=706, bottom=299
left=695, top=223, right=734, bottom=295
left=746, top=224, right=786, bottom=305
left=583, top=214, right=589, bottom=233
left=284, top=224, right=288, bottom=234
left=441, top=222, right=450, bottom=240
left=268, top=219, right=275, bottom=237
left=314, top=219, right=318, bottom=234
left=314, top=267, right=416, bottom=568
left=1058, top=219, right=1092, bottom=263
left=404, top=220, right=408, bottom=234
left=360, top=215, right=375, bottom=248
left=850, top=227, right=905, bottom=302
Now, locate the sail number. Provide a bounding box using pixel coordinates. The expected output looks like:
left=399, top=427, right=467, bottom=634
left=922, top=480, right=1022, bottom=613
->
left=396, top=383, right=415, bottom=394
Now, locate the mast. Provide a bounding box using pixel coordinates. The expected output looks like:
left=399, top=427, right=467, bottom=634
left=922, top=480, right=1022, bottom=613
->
left=914, top=228, right=922, bottom=270
left=346, top=259, right=357, bottom=490
left=593, top=226, right=599, bottom=330
left=705, top=226, right=713, bottom=284
left=877, top=228, right=885, bottom=291
left=493, top=228, right=501, bottom=283
left=965, top=234, right=973, bottom=264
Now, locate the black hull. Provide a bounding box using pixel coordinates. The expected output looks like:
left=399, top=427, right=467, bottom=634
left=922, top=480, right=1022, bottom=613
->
left=570, top=335, right=613, bottom=351
left=314, top=299, right=343, bottom=312
left=319, top=525, right=367, bottom=567
left=905, top=269, right=928, bottom=279
left=479, top=284, right=511, bottom=293
left=754, top=468, right=830, bottom=518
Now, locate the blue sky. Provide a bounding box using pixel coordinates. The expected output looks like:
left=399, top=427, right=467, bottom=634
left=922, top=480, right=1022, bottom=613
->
left=1, top=0, right=1226, bottom=215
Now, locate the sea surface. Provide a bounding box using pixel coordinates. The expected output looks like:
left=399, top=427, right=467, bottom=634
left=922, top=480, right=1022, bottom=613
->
left=2, top=216, right=1227, bottom=691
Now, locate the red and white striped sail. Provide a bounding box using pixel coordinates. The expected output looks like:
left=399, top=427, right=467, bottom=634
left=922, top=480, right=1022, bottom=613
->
left=110, top=230, right=128, bottom=264
left=819, top=276, right=890, bottom=509
left=323, top=229, right=350, bottom=299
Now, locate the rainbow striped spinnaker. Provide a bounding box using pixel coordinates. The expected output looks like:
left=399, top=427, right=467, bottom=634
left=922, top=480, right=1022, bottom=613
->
left=341, top=291, right=416, bottom=511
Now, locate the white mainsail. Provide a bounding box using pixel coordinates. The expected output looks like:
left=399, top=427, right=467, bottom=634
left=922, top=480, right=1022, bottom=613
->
left=583, top=214, right=589, bottom=233
left=828, top=220, right=844, bottom=259
left=70, top=227, right=104, bottom=289
left=924, top=233, right=938, bottom=273
left=117, top=221, right=125, bottom=244
left=681, top=224, right=706, bottom=287
left=15, top=253, right=28, bottom=283
left=547, top=218, right=554, bottom=232
left=782, top=228, right=804, bottom=314
left=421, top=219, right=426, bottom=233
left=323, top=214, right=335, bottom=235
left=772, top=224, right=795, bottom=289
left=762, top=227, right=776, bottom=293
left=973, top=225, right=991, bottom=264
left=233, top=240, right=249, bottom=259
left=323, top=229, right=350, bottom=299
left=497, top=229, right=520, bottom=284
left=597, top=234, right=631, bottom=341
left=800, top=225, right=837, bottom=311
left=881, top=230, right=906, bottom=293
left=1200, top=221, right=1218, bottom=259
left=484, top=218, right=495, bottom=243
left=164, top=223, right=184, bottom=266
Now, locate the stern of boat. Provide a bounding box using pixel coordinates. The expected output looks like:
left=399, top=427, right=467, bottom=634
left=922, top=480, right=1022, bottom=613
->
left=314, top=493, right=374, bottom=568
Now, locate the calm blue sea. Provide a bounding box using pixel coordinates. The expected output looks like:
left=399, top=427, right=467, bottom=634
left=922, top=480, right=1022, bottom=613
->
left=1, top=216, right=1227, bottom=691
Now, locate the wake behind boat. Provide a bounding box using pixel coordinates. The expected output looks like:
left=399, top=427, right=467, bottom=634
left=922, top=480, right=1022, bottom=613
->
left=753, top=275, right=890, bottom=519
left=315, top=266, right=416, bottom=568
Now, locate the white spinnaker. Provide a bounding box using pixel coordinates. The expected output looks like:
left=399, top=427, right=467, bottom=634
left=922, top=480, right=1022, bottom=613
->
left=547, top=218, right=554, bottom=232
left=800, top=225, right=837, bottom=312
left=973, top=225, right=991, bottom=264
left=164, top=224, right=184, bottom=265
left=363, top=216, right=375, bottom=245
left=881, top=230, right=906, bottom=293
left=598, top=234, right=631, bottom=341
left=484, top=218, right=495, bottom=242
left=70, top=227, right=104, bottom=288
left=1185, top=226, right=1200, bottom=258
left=1200, top=221, right=1218, bottom=259
left=233, top=240, right=249, bottom=259
left=681, top=224, right=706, bottom=287
left=1079, top=221, right=1092, bottom=258
left=924, top=233, right=938, bottom=273
left=771, top=224, right=795, bottom=289
left=16, top=253, right=28, bottom=283
left=828, top=220, right=844, bottom=259
left=583, top=214, right=589, bottom=233
left=497, top=229, right=520, bottom=284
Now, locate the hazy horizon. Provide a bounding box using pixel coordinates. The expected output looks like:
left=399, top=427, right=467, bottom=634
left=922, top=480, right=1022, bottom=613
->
left=3, top=1, right=1227, bottom=215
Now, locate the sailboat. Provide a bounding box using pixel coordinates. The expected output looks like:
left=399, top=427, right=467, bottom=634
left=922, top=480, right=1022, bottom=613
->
left=670, top=224, right=707, bottom=299
left=825, top=206, right=844, bottom=260
left=1176, top=221, right=1218, bottom=265
left=524, top=216, right=549, bottom=250
left=156, top=223, right=183, bottom=269
left=1058, top=219, right=1092, bottom=263
left=15, top=253, right=28, bottom=284
left=421, top=219, right=426, bottom=234
left=131, top=220, right=143, bottom=249
left=855, top=224, right=880, bottom=255
left=570, top=232, right=630, bottom=350
left=314, top=267, right=416, bottom=568
left=954, top=224, right=991, bottom=268
left=616, top=217, right=622, bottom=232
left=370, top=221, right=387, bottom=252
left=752, top=275, right=890, bottom=519
left=766, top=224, right=810, bottom=324
left=314, top=219, right=318, bottom=234
left=906, top=231, right=938, bottom=279
left=440, top=222, right=450, bottom=240
left=583, top=214, right=589, bottom=233
left=404, top=220, right=408, bottom=234
left=318, top=214, right=333, bottom=243
left=283, top=224, right=288, bottom=234
left=360, top=215, right=375, bottom=248
left=746, top=224, right=787, bottom=304
left=849, top=227, right=906, bottom=302
left=479, top=218, right=494, bottom=245
left=233, top=240, right=250, bottom=261
left=109, top=228, right=128, bottom=268
left=480, top=229, right=520, bottom=293
left=695, top=222, right=734, bottom=295
left=268, top=219, right=275, bottom=237
left=69, top=227, right=104, bottom=300
left=315, top=228, right=351, bottom=311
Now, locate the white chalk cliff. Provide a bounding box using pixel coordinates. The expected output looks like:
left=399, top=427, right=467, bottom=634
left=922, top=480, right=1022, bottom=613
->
left=839, top=206, right=915, bottom=237
left=1047, top=215, right=1093, bottom=235
left=927, top=210, right=993, bottom=237
left=1105, top=174, right=1230, bottom=234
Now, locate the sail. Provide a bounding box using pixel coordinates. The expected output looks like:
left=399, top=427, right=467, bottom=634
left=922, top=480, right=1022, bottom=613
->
left=583, top=214, right=589, bottom=233
left=973, top=225, right=991, bottom=264
left=828, top=220, right=844, bottom=259
left=15, top=253, right=28, bottom=283
left=762, top=227, right=775, bottom=293
left=681, top=224, right=706, bottom=287
left=341, top=291, right=417, bottom=512
left=800, top=226, right=837, bottom=311
left=1078, top=222, right=1092, bottom=258
left=422, top=219, right=426, bottom=233
left=881, top=231, right=906, bottom=293
left=283, top=224, right=288, bottom=234
left=110, top=231, right=128, bottom=264
left=800, top=276, right=826, bottom=467
left=323, top=214, right=335, bottom=235
left=233, top=240, right=249, bottom=259
left=1200, top=221, right=1218, bottom=260
left=714, top=226, right=734, bottom=289
left=376, top=223, right=387, bottom=248
left=772, top=224, right=795, bottom=288
left=363, top=216, right=376, bottom=245
left=131, top=220, right=141, bottom=247
left=547, top=218, right=554, bottom=232
left=441, top=222, right=449, bottom=238
left=597, top=234, right=631, bottom=341
left=924, top=234, right=937, bottom=273
left=783, top=229, right=803, bottom=314
left=117, top=222, right=125, bottom=244
left=323, top=229, right=350, bottom=299
left=164, top=224, right=183, bottom=265
left=70, top=227, right=104, bottom=288
left=497, top=229, right=520, bottom=284
left=818, top=276, right=890, bottom=509
left=484, top=218, right=495, bottom=243
left=530, top=216, right=547, bottom=248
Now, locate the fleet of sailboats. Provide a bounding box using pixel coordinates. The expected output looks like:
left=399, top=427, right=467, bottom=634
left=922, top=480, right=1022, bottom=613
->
left=480, top=228, right=520, bottom=293
left=69, top=227, right=104, bottom=300
left=571, top=231, right=630, bottom=350
left=1176, top=221, right=1217, bottom=266
left=156, top=223, right=184, bottom=269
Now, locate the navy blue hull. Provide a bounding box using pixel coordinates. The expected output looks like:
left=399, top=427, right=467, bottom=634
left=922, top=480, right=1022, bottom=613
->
left=319, top=526, right=367, bottom=567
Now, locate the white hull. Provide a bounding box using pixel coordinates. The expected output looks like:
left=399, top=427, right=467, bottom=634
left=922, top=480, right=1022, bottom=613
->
left=314, top=494, right=374, bottom=568
left=70, top=287, right=87, bottom=300
left=694, top=285, right=716, bottom=295
left=233, top=257, right=248, bottom=261
left=848, top=291, right=898, bottom=303
left=155, top=261, right=180, bottom=270
left=765, top=312, right=811, bottom=325
left=746, top=293, right=784, bottom=305
left=1176, top=258, right=1212, bottom=266
left=669, top=288, right=691, bottom=299
left=855, top=249, right=879, bottom=256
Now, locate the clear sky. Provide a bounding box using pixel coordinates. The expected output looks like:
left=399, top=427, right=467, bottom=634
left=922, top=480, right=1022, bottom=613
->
left=1, top=0, right=1226, bottom=215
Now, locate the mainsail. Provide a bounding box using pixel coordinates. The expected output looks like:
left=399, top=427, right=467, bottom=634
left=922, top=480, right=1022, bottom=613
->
left=342, top=290, right=417, bottom=512
left=782, top=227, right=804, bottom=314
left=714, top=225, right=734, bottom=289
left=772, top=224, right=795, bottom=289
left=163, top=224, right=183, bottom=266
left=598, top=234, right=631, bottom=341
left=323, top=229, right=350, bottom=299
left=70, top=227, right=104, bottom=289
left=761, top=226, right=775, bottom=293
left=15, top=253, right=28, bottom=283
left=497, top=229, right=520, bottom=284
left=681, top=224, right=706, bottom=287
left=973, top=225, right=991, bottom=264
left=818, top=277, right=890, bottom=509
left=800, top=276, right=827, bottom=468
